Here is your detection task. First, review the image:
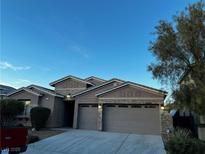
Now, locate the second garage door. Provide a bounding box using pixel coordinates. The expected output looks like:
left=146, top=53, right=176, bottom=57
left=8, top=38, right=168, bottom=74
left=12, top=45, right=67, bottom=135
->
left=103, top=104, right=160, bottom=135
left=78, top=104, right=98, bottom=130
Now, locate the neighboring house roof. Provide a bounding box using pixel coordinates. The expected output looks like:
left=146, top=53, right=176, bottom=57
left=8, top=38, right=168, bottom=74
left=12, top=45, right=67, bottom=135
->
left=85, top=76, right=106, bottom=82
left=0, top=84, right=16, bottom=95
left=96, top=81, right=167, bottom=97
left=72, top=78, right=125, bottom=97
left=27, top=84, right=64, bottom=98
left=7, top=87, right=42, bottom=97
left=49, top=75, right=94, bottom=86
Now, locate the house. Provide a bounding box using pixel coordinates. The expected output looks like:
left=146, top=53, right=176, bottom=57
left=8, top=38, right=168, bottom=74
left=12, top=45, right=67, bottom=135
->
left=8, top=75, right=167, bottom=135
left=0, top=84, right=16, bottom=100
left=7, top=85, right=65, bottom=127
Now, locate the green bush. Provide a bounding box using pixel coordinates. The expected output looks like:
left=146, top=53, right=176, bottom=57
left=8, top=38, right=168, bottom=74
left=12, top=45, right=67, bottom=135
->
left=30, top=107, right=51, bottom=130
left=0, top=99, right=24, bottom=127
left=166, top=128, right=205, bottom=154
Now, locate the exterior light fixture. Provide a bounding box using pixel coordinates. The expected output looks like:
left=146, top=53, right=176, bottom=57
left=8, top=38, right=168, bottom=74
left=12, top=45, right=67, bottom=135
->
left=161, top=106, right=165, bottom=110
left=65, top=94, right=74, bottom=101
left=98, top=104, right=102, bottom=109
left=25, top=101, right=31, bottom=105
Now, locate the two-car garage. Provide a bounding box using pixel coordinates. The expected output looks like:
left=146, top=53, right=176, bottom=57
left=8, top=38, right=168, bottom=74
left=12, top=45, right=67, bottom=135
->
left=77, top=103, right=160, bottom=135
left=75, top=82, right=166, bottom=135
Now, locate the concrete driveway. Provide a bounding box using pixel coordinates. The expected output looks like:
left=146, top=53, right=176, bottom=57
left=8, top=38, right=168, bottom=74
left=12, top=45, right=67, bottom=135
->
left=23, top=129, right=166, bottom=154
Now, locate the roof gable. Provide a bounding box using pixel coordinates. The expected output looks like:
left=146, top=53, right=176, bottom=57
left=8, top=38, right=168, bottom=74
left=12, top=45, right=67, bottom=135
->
left=96, top=82, right=167, bottom=98
left=7, top=87, right=42, bottom=97
left=85, top=76, right=106, bottom=86
left=85, top=76, right=106, bottom=82
left=27, top=85, right=64, bottom=98
left=50, top=75, right=94, bottom=87
left=72, top=78, right=124, bottom=97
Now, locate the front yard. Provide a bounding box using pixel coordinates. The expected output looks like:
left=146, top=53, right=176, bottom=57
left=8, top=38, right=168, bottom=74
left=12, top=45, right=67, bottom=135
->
left=28, top=129, right=65, bottom=142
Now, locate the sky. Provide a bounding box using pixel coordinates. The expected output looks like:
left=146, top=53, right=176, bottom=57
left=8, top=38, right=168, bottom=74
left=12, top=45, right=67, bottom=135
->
left=1, top=0, right=197, bottom=90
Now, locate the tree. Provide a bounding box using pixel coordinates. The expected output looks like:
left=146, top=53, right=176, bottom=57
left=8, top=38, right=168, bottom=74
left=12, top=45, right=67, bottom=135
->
left=148, top=1, right=205, bottom=114
left=0, top=99, right=25, bottom=127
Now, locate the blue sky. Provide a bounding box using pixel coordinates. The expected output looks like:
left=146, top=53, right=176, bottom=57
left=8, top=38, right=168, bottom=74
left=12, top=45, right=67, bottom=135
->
left=1, top=0, right=197, bottom=89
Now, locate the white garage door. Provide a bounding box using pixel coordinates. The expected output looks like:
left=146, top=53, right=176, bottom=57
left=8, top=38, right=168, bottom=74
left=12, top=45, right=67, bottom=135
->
left=78, top=104, right=98, bottom=130
left=103, top=104, right=160, bottom=135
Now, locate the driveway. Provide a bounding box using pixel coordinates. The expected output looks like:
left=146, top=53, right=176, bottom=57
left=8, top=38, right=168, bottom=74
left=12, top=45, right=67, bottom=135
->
left=23, top=129, right=166, bottom=154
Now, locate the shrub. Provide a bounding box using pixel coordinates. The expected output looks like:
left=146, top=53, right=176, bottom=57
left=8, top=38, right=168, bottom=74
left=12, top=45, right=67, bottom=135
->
left=30, top=107, right=51, bottom=130
left=0, top=99, right=24, bottom=127
left=166, top=128, right=205, bottom=154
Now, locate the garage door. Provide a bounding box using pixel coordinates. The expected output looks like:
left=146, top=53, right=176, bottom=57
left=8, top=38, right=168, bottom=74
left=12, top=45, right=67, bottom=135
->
left=103, top=104, right=160, bottom=135
left=78, top=104, right=98, bottom=130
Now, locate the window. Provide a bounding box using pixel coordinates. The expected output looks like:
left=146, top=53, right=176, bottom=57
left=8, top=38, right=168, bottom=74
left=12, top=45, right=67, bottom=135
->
left=144, top=105, right=157, bottom=108
left=18, top=100, right=32, bottom=117
left=131, top=105, right=142, bottom=108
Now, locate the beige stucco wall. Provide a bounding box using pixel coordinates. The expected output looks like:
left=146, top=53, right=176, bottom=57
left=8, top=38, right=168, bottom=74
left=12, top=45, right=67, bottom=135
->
left=45, top=97, right=64, bottom=127
left=97, top=85, right=164, bottom=106
left=73, top=81, right=122, bottom=128
left=36, top=95, right=65, bottom=127
left=39, top=95, right=56, bottom=127
left=9, top=90, right=39, bottom=106
left=28, top=87, right=57, bottom=127
left=50, top=97, right=65, bottom=127
left=30, top=88, right=66, bottom=127
left=9, top=88, right=65, bottom=128
left=75, top=81, right=122, bottom=104
left=54, top=78, right=87, bottom=95
left=98, top=85, right=164, bottom=99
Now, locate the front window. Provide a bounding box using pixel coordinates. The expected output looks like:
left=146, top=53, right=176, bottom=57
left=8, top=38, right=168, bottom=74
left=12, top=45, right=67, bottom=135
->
left=24, top=100, right=32, bottom=116
left=18, top=100, right=32, bottom=117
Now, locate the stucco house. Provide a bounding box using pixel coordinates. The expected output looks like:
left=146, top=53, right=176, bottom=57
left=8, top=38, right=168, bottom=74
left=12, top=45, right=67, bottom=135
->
left=8, top=75, right=167, bottom=135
